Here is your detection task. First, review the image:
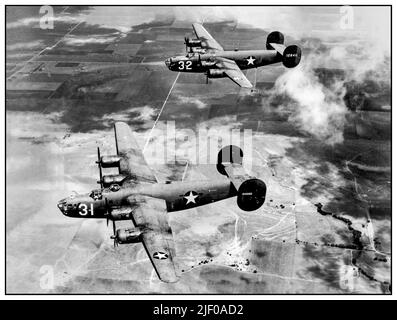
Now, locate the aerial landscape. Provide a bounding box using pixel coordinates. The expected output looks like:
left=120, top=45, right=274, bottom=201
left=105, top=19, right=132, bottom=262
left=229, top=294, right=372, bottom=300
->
left=6, top=6, right=391, bottom=293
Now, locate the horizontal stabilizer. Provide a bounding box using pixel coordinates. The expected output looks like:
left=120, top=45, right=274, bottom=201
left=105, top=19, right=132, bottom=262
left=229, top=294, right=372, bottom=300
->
left=268, top=42, right=286, bottom=55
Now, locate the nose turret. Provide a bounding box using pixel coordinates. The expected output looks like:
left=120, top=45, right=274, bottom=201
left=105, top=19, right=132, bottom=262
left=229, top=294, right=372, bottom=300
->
left=165, top=58, right=172, bottom=68
left=57, top=192, right=80, bottom=216
left=57, top=199, right=68, bottom=215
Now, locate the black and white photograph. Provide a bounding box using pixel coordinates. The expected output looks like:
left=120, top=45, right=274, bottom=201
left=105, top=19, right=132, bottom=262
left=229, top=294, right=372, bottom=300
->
left=5, top=4, right=391, bottom=295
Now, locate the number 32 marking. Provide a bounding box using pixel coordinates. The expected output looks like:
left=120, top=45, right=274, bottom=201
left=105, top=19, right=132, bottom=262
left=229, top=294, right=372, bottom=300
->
left=78, top=203, right=94, bottom=216
left=178, top=60, right=192, bottom=70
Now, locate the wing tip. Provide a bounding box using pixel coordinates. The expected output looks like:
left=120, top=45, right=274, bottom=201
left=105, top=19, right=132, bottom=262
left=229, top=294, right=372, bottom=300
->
left=114, top=121, right=128, bottom=134
left=241, top=83, right=253, bottom=89
left=236, top=81, right=253, bottom=89
left=114, top=121, right=127, bottom=127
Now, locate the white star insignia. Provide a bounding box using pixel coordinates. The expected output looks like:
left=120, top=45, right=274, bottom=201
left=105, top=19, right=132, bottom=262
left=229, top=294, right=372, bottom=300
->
left=246, top=56, right=256, bottom=65
left=184, top=191, right=198, bottom=204
left=153, top=251, right=168, bottom=260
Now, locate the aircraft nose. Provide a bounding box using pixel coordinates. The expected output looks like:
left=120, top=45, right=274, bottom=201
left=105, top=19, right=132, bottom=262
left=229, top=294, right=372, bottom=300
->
left=165, top=58, right=171, bottom=68
left=57, top=199, right=67, bottom=215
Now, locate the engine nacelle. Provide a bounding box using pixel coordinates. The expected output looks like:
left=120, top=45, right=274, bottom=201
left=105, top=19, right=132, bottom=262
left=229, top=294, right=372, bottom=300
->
left=191, top=47, right=206, bottom=54
left=102, top=174, right=126, bottom=187
left=207, top=69, right=226, bottom=78
left=237, top=178, right=267, bottom=211
left=217, top=145, right=244, bottom=176
left=109, top=207, right=133, bottom=220
left=185, top=38, right=202, bottom=47
left=113, top=228, right=142, bottom=244
left=100, top=155, right=120, bottom=168
left=266, top=31, right=284, bottom=50
left=201, top=60, right=217, bottom=68
left=282, top=45, right=301, bottom=68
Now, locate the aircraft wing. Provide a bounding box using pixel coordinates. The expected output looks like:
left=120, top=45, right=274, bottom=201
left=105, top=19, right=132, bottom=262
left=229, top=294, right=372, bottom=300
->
left=129, top=195, right=180, bottom=283
left=114, top=122, right=157, bottom=186
left=192, top=23, right=224, bottom=52
left=216, top=58, right=253, bottom=88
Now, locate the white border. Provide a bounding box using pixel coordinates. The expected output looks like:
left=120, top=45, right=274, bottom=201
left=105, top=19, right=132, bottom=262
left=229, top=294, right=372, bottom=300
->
left=1, top=0, right=394, bottom=300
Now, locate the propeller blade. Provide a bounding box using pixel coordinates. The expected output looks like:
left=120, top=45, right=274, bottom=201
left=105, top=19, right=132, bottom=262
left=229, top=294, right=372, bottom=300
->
left=112, top=234, right=118, bottom=248
left=110, top=234, right=118, bottom=248
left=96, top=147, right=103, bottom=188
left=109, top=203, right=117, bottom=248
left=105, top=198, right=111, bottom=228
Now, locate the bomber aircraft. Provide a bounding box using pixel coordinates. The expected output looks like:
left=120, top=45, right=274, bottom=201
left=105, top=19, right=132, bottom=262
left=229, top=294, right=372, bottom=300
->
left=165, top=23, right=302, bottom=88
left=57, top=122, right=267, bottom=282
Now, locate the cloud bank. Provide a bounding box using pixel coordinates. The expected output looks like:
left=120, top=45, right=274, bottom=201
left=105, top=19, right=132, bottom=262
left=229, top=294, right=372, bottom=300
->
left=274, top=61, right=347, bottom=145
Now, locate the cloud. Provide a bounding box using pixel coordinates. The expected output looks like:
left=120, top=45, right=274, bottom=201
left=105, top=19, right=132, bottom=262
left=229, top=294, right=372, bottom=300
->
left=271, top=37, right=390, bottom=145
left=63, top=34, right=119, bottom=46
left=6, top=16, right=43, bottom=29
left=136, top=106, right=157, bottom=122
left=6, top=111, right=68, bottom=141
left=100, top=105, right=156, bottom=127
left=307, top=38, right=390, bottom=85
left=266, top=7, right=390, bottom=146
left=81, top=6, right=172, bottom=33
left=273, top=60, right=347, bottom=145
left=6, top=52, right=36, bottom=60
left=6, top=13, right=81, bottom=29
left=6, top=40, right=44, bottom=51
left=177, top=96, right=207, bottom=109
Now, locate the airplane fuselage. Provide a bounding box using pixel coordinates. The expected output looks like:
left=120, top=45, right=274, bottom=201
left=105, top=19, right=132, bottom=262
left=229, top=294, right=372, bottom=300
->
left=166, top=25, right=301, bottom=88
left=58, top=177, right=237, bottom=219
left=56, top=121, right=265, bottom=283
left=166, top=50, right=281, bottom=74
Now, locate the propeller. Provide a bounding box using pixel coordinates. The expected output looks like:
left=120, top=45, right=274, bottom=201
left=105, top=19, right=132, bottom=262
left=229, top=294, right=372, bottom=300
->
left=184, top=36, right=189, bottom=52
left=104, top=198, right=117, bottom=248
left=110, top=231, right=118, bottom=248
left=105, top=198, right=110, bottom=226
left=112, top=220, right=116, bottom=238
left=233, top=40, right=240, bottom=51
left=96, top=147, right=103, bottom=188
left=251, top=67, right=258, bottom=93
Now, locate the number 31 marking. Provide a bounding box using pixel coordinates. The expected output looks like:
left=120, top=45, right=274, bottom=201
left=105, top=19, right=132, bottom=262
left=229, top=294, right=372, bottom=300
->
left=178, top=61, right=192, bottom=70
left=78, top=203, right=94, bottom=216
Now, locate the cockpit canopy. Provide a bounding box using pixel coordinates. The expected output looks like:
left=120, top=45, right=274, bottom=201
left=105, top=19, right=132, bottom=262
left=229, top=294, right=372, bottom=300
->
left=89, top=189, right=103, bottom=200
